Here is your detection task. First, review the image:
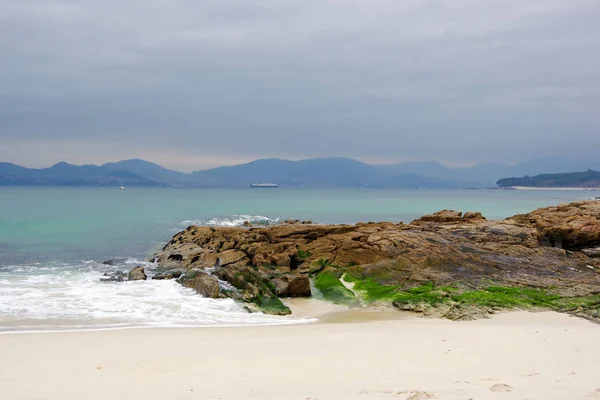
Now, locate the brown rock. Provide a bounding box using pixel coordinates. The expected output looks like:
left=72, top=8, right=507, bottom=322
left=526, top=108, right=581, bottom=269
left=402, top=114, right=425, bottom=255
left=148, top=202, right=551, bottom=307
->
left=288, top=276, right=311, bottom=296
left=417, top=210, right=463, bottom=223
left=153, top=200, right=600, bottom=320
left=216, top=250, right=249, bottom=267
left=510, top=201, right=600, bottom=250
left=128, top=266, right=147, bottom=281
left=178, top=269, right=220, bottom=298
left=463, top=211, right=485, bottom=220
left=273, top=275, right=311, bottom=297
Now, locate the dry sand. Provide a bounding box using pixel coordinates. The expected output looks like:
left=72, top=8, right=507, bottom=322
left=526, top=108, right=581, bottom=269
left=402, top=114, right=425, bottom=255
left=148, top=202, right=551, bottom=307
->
left=1, top=311, right=599, bottom=400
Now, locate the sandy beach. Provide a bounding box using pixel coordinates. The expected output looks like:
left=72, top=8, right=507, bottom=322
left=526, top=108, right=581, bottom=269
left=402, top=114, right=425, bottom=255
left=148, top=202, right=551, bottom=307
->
left=1, top=310, right=599, bottom=400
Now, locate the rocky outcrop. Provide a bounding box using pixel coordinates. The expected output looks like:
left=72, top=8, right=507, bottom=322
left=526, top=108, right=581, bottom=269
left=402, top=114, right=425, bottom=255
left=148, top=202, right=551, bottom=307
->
left=152, top=201, right=600, bottom=320
left=127, top=266, right=147, bottom=281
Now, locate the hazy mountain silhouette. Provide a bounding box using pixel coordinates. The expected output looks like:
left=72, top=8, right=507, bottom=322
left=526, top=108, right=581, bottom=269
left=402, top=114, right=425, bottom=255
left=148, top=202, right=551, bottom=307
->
left=0, top=162, right=160, bottom=186
left=192, top=158, right=390, bottom=187
left=1, top=157, right=599, bottom=188
left=102, top=159, right=193, bottom=185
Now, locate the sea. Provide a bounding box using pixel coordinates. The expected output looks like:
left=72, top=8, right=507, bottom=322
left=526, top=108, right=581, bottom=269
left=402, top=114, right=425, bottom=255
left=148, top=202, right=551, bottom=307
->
left=1, top=187, right=597, bottom=333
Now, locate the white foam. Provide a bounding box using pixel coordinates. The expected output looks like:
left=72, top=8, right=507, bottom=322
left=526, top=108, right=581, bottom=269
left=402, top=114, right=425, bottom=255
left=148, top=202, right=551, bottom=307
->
left=0, top=261, right=312, bottom=333
left=181, top=214, right=280, bottom=227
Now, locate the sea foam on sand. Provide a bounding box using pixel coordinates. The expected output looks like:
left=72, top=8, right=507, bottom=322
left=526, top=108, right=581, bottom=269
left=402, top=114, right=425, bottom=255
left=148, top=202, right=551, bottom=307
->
left=1, top=311, right=599, bottom=400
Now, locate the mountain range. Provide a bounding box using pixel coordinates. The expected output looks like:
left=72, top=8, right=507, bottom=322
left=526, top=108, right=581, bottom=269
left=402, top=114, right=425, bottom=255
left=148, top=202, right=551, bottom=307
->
left=1, top=157, right=600, bottom=188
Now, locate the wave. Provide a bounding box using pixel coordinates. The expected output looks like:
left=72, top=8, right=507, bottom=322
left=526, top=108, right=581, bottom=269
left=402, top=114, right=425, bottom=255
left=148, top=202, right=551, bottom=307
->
left=0, top=258, right=312, bottom=333
left=181, top=215, right=280, bottom=227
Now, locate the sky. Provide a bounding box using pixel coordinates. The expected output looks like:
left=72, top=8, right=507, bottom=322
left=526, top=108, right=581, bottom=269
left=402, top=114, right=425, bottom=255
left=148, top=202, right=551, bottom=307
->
left=1, top=0, right=599, bottom=171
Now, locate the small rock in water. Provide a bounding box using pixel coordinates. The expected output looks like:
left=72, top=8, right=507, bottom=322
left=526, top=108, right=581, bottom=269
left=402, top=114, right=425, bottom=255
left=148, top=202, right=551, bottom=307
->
left=152, top=268, right=185, bottom=280
left=100, top=271, right=126, bottom=282
left=128, top=266, right=147, bottom=281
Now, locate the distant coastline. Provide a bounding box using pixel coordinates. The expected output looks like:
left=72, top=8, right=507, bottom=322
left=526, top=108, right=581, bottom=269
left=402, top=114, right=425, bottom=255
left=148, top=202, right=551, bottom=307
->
left=502, top=186, right=600, bottom=191
left=3, top=158, right=600, bottom=189
left=497, top=170, right=600, bottom=189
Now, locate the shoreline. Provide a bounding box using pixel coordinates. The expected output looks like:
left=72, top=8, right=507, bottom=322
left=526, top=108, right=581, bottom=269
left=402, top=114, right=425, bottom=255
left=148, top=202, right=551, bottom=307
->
left=2, top=311, right=599, bottom=400
left=0, top=299, right=399, bottom=335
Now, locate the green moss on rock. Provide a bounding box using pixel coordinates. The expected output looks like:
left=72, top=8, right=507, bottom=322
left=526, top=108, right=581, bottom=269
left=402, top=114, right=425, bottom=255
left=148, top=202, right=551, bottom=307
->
left=256, top=295, right=291, bottom=315
left=343, top=275, right=400, bottom=302
left=455, top=286, right=560, bottom=308
left=314, top=271, right=359, bottom=306
left=344, top=275, right=600, bottom=319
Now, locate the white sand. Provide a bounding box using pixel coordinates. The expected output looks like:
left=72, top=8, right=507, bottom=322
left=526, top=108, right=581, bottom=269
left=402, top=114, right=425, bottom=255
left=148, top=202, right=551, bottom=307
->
left=1, top=311, right=599, bottom=400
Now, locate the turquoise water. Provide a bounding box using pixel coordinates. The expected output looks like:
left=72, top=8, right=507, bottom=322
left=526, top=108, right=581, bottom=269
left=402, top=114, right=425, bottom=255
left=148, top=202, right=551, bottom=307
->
left=1, top=187, right=593, bottom=263
left=0, top=187, right=596, bottom=331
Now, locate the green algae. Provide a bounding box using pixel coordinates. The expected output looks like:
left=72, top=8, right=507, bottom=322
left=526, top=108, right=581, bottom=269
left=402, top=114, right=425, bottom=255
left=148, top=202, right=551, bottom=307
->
left=314, top=271, right=359, bottom=306
left=297, top=249, right=312, bottom=259
left=256, top=295, right=291, bottom=315
left=342, top=275, right=600, bottom=316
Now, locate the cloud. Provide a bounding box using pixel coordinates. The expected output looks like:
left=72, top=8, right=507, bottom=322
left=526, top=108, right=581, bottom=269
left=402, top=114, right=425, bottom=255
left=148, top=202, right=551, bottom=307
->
left=1, top=0, right=599, bottom=168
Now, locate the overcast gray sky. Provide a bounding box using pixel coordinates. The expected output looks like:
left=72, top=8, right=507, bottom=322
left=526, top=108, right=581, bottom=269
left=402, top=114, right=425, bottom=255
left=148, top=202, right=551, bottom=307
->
left=1, top=0, right=599, bottom=171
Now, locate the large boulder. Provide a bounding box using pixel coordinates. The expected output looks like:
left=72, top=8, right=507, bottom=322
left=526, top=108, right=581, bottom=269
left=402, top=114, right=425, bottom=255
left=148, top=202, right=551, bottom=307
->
left=128, top=266, right=147, bottom=281
left=178, top=269, right=220, bottom=298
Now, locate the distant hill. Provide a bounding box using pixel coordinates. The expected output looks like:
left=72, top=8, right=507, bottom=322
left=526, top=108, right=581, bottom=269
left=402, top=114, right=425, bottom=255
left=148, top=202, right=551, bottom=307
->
left=497, top=170, right=600, bottom=188
left=102, top=159, right=194, bottom=185
left=379, top=159, right=600, bottom=187
left=1, top=157, right=599, bottom=188
left=0, top=162, right=160, bottom=186
left=192, top=158, right=388, bottom=187
left=191, top=158, right=464, bottom=188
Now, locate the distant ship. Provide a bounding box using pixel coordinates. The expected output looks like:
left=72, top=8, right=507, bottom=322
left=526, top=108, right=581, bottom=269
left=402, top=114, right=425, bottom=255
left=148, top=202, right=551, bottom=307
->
left=250, top=183, right=279, bottom=188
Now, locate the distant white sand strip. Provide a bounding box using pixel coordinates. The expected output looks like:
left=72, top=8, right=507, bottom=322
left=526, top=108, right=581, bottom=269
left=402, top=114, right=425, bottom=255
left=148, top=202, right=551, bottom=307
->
left=504, top=186, right=600, bottom=191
